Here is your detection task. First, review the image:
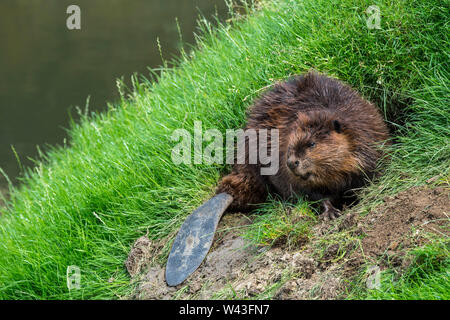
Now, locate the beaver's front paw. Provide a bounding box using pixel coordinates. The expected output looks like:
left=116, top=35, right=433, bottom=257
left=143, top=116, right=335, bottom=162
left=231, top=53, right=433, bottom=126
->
left=321, top=206, right=341, bottom=221
left=320, top=199, right=341, bottom=221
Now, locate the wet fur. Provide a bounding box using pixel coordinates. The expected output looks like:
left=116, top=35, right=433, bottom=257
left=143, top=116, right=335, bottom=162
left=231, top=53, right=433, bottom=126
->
left=217, top=72, right=390, bottom=214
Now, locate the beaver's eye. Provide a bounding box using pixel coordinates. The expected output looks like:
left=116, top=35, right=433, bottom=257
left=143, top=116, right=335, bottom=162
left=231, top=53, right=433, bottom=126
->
left=309, top=142, right=316, bottom=148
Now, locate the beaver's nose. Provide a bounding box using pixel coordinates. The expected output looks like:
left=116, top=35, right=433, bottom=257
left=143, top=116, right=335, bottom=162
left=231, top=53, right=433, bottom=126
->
left=287, top=160, right=299, bottom=170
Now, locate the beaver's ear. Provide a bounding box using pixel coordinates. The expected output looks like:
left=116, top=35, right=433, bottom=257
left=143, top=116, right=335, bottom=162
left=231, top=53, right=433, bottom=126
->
left=333, top=120, right=342, bottom=133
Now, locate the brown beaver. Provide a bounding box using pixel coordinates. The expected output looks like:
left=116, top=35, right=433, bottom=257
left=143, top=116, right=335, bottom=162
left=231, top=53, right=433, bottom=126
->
left=165, top=72, right=391, bottom=286
left=216, top=71, right=390, bottom=220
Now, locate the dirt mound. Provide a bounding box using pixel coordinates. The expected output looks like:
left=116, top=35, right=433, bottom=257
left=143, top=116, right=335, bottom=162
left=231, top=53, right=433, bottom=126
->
left=126, top=185, right=449, bottom=300
left=358, top=186, right=448, bottom=267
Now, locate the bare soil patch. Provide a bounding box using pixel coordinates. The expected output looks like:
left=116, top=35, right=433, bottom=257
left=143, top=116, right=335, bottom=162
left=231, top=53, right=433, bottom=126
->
left=355, top=186, right=449, bottom=269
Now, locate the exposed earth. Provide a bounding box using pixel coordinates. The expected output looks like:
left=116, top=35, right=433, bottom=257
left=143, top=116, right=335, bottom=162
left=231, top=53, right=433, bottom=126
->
left=125, top=185, right=449, bottom=300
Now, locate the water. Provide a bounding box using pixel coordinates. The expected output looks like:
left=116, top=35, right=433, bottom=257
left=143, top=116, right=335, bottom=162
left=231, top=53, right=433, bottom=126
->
left=0, top=0, right=228, bottom=189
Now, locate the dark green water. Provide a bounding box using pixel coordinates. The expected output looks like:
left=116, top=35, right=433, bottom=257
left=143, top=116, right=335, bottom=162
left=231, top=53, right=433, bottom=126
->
left=0, top=0, right=228, bottom=188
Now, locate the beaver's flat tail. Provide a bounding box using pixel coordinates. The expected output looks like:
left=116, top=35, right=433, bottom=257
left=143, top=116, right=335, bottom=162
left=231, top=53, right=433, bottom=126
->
left=165, top=193, right=233, bottom=286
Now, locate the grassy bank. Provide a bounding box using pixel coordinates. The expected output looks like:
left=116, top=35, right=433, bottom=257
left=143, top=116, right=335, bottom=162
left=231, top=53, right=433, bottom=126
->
left=0, top=0, right=448, bottom=299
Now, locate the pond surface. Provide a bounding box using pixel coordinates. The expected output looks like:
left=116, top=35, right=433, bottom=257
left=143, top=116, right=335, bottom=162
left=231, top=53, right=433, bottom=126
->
left=0, top=0, right=228, bottom=188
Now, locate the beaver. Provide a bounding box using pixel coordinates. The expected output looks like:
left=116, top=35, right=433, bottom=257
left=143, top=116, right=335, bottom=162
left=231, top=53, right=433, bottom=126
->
left=165, top=71, right=391, bottom=286
left=216, top=71, right=390, bottom=220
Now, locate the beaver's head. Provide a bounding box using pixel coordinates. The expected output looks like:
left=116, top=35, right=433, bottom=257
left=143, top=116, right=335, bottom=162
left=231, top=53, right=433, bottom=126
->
left=285, top=111, right=360, bottom=187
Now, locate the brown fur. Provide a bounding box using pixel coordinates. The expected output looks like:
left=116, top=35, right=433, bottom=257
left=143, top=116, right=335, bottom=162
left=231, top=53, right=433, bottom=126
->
left=216, top=72, right=390, bottom=217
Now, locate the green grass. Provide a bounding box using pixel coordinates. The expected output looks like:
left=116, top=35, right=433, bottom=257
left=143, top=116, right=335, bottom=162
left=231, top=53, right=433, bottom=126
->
left=0, top=0, right=449, bottom=299
left=242, top=196, right=317, bottom=248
